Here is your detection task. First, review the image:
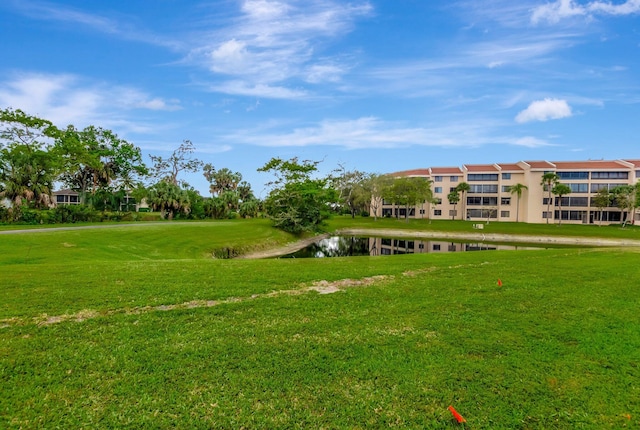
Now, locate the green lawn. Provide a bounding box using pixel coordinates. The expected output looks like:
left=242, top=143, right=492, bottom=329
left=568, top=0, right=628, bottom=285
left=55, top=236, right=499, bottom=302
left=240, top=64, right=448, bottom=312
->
left=2, top=218, right=640, bottom=428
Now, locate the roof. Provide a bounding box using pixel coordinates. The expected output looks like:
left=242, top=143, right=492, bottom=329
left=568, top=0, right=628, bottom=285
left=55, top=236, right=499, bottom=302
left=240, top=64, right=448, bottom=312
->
left=496, top=163, right=524, bottom=171
left=463, top=164, right=499, bottom=172
left=622, top=159, right=640, bottom=168
left=389, top=169, right=430, bottom=177
left=53, top=189, right=79, bottom=195
left=430, top=167, right=463, bottom=174
left=522, top=160, right=556, bottom=169
left=552, top=160, right=630, bottom=170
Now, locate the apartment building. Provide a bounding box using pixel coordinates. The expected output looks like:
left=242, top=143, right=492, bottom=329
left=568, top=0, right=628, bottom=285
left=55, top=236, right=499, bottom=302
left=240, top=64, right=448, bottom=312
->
left=375, top=159, right=640, bottom=225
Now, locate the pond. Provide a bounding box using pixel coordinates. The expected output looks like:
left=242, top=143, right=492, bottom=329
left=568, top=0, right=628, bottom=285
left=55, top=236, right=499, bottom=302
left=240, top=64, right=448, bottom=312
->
left=280, top=236, right=545, bottom=258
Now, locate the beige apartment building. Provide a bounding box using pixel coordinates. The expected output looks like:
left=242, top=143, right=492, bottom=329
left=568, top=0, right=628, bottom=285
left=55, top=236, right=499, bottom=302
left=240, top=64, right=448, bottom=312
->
left=376, top=159, right=640, bottom=225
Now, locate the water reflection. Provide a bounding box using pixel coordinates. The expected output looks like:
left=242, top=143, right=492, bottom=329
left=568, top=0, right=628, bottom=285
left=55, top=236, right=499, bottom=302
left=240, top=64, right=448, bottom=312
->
left=281, top=236, right=542, bottom=258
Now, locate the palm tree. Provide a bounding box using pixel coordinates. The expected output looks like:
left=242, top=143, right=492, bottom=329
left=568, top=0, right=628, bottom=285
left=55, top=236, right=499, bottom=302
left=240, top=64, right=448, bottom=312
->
left=507, top=183, right=528, bottom=222
left=551, top=183, right=571, bottom=225
left=447, top=190, right=460, bottom=220
left=455, top=182, right=470, bottom=220
left=540, top=172, right=559, bottom=224
left=592, top=187, right=611, bottom=226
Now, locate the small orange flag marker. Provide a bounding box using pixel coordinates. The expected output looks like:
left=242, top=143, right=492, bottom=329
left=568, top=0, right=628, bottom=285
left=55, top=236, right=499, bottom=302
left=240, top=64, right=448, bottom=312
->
left=497, top=278, right=503, bottom=287
left=448, top=405, right=466, bottom=423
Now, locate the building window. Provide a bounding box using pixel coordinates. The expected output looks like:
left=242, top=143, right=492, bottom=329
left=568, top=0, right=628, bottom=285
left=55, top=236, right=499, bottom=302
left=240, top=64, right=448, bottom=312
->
left=56, top=195, right=65, bottom=203
left=434, top=176, right=443, bottom=182
left=501, top=211, right=510, bottom=217
left=419, top=209, right=426, bottom=214
left=590, top=183, right=627, bottom=192
left=502, top=185, right=510, bottom=192
left=556, top=197, right=589, bottom=207
left=434, top=210, right=442, bottom=216
left=591, top=171, right=628, bottom=179
left=557, top=171, right=589, bottom=180
left=450, top=187, right=458, bottom=192
left=568, top=183, right=588, bottom=193
left=501, top=197, right=511, bottom=205
left=469, top=184, right=498, bottom=193
left=434, top=187, right=442, bottom=193
left=432, top=244, right=441, bottom=251
left=467, top=196, right=498, bottom=206
left=450, top=176, right=459, bottom=182
left=636, top=170, right=640, bottom=178
left=542, top=211, right=552, bottom=219
left=502, top=173, right=511, bottom=180
left=468, top=173, right=499, bottom=181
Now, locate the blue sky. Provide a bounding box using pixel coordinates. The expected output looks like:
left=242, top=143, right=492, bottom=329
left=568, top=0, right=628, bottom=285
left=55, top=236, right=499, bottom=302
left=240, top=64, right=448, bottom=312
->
left=1, top=0, right=639, bottom=196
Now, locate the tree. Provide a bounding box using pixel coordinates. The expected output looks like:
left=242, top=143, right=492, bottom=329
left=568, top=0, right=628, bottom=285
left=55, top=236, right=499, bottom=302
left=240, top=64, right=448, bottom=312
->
left=203, top=165, right=242, bottom=196
left=145, top=181, right=190, bottom=220
left=592, top=187, right=612, bottom=226
left=149, top=140, right=203, bottom=187
left=388, top=176, right=433, bottom=222
left=507, top=183, right=528, bottom=222
left=455, top=182, right=470, bottom=220
left=329, top=165, right=369, bottom=218
left=447, top=190, right=460, bottom=220
left=551, top=183, right=571, bottom=225
left=258, top=157, right=337, bottom=234
left=541, top=172, right=559, bottom=224
left=57, top=125, right=147, bottom=203
left=367, top=174, right=392, bottom=221
left=0, top=108, right=61, bottom=209
left=611, top=185, right=635, bottom=226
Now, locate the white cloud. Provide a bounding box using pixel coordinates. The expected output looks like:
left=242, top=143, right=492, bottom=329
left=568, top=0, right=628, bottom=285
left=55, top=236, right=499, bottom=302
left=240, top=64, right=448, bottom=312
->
left=532, top=0, right=640, bottom=24
left=190, top=0, right=372, bottom=98
left=512, top=136, right=552, bottom=147
left=515, top=98, right=572, bottom=123
left=0, top=72, right=181, bottom=129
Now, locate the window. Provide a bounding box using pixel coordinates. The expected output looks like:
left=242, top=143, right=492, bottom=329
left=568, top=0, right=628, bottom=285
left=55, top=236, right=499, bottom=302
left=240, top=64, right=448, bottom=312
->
left=542, top=211, right=551, bottom=219
left=590, top=183, right=627, bottom=192
left=69, top=195, right=79, bottom=203
left=501, top=211, right=510, bottom=217
left=450, top=176, right=459, bottom=182
left=557, top=171, right=589, bottom=180
left=501, top=197, right=511, bottom=205
left=502, top=173, right=511, bottom=180
left=434, top=210, right=442, bottom=216
left=502, top=185, right=511, bottom=192
left=381, top=238, right=392, bottom=246
left=557, top=197, right=588, bottom=207
left=434, top=176, right=443, bottom=182
left=636, top=170, right=640, bottom=178
left=467, top=209, right=497, bottom=218
left=450, top=187, right=458, bottom=192
left=468, top=173, right=499, bottom=181
left=419, top=209, right=426, bottom=214
left=434, top=187, right=442, bottom=193
left=432, top=244, right=441, bottom=251
left=56, top=195, right=65, bottom=203
left=568, top=183, right=588, bottom=193
left=591, top=171, right=628, bottom=179
left=469, top=184, right=498, bottom=193
left=467, top=196, right=498, bottom=206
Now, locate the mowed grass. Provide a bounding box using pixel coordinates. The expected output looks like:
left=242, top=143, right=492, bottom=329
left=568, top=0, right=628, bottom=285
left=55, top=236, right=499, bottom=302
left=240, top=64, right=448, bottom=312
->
left=2, top=219, right=640, bottom=428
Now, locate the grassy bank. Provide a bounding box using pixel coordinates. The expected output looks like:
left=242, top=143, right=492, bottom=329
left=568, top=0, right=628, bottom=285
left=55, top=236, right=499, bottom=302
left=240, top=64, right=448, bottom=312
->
left=2, top=219, right=639, bottom=428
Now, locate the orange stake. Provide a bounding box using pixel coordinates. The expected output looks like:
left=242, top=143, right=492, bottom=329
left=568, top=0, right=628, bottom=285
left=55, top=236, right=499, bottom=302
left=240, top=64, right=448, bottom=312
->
left=448, top=405, right=466, bottom=423
left=497, top=278, right=503, bottom=287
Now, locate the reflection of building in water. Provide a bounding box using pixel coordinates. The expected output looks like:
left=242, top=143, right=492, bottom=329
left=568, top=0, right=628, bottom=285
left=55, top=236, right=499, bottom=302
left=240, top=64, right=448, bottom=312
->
left=369, top=237, right=532, bottom=255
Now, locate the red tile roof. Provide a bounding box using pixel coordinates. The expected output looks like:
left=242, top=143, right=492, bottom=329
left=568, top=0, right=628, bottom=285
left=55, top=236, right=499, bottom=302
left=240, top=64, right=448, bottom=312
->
left=552, top=160, right=629, bottom=170
left=463, top=164, right=499, bottom=172
left=622, top=159, right=640, bottom=168
left=389, top=169, right=430, bottom=177
left=496, top=163, right=523, bottom=171
left=522, top=161, right=555, bottom=169
left=430, top=167, right=463, bottom=174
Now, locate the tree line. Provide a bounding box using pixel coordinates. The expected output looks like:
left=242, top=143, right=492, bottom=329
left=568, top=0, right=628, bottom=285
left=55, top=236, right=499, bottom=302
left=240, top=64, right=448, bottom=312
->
left=0, top=108, right=438, bottom=233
